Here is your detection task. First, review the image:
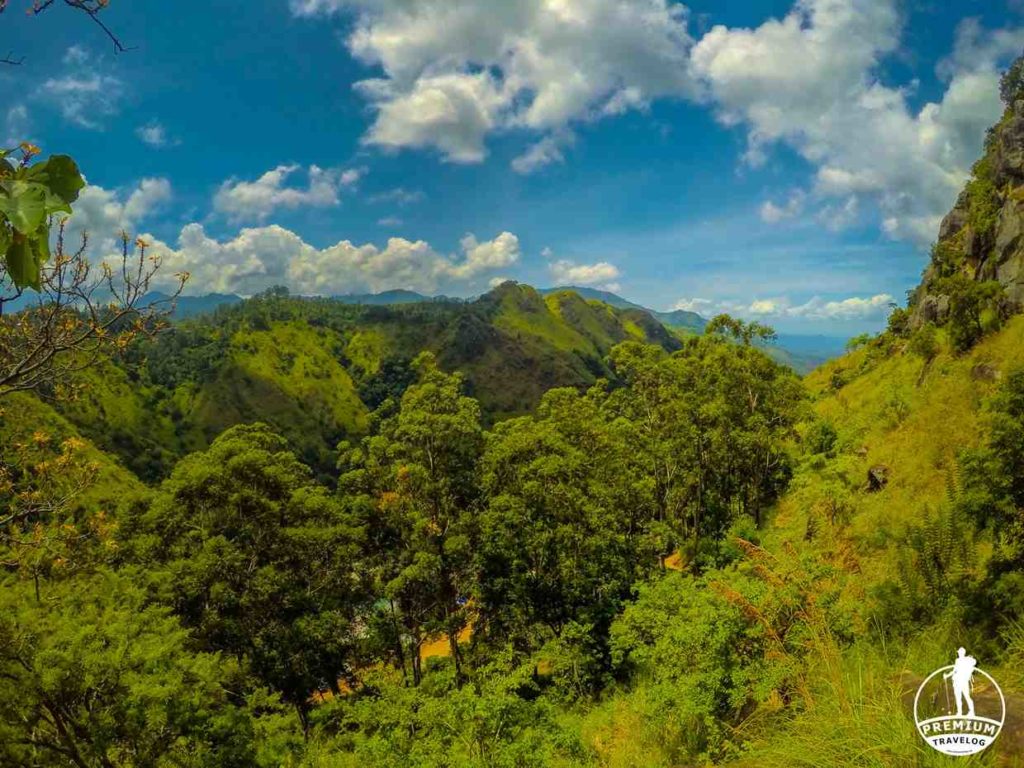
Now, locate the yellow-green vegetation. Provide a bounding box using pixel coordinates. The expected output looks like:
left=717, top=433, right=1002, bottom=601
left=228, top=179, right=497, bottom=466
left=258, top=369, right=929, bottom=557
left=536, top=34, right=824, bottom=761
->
left=45, top=355, right=182, bottom=482
left=782, top=315, right=1024, bottom=584
left=346, top=328, right=391, bottom=375
left=186, top=321, right=368, bottom=471
left=0, top=392, right=145, bottom=510
left=720, top=317, right=1024, bottom=767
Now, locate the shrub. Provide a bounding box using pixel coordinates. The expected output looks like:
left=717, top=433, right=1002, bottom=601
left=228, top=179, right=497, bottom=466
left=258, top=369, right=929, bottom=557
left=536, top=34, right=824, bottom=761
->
left=907, top=322, right=939, bottom=362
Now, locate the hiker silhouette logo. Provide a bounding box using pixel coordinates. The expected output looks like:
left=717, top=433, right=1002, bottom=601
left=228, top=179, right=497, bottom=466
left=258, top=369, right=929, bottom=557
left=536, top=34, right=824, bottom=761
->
left=914, top=648, right=1005, bottom=756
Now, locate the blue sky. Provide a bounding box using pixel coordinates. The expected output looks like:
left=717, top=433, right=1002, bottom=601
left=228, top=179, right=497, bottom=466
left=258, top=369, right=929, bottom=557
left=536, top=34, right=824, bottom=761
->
left=3, top=0, right=1023, bottom=333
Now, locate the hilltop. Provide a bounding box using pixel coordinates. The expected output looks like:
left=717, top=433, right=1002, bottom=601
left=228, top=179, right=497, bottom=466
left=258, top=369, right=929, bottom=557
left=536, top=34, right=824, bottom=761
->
left=146, top=283, right=845, bottom=373
left=41, top=282, right=680, bottom=481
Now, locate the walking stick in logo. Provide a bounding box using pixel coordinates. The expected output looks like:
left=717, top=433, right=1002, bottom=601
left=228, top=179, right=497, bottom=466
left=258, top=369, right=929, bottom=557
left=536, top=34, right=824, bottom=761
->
left=914, top=648, right=1005, bottom=757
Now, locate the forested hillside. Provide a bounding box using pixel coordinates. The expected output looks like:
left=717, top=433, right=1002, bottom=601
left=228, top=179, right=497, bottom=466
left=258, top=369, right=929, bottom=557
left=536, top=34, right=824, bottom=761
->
left=36, top=282, right=680, bottom=481
left=6, top=46, right=1024, bottom=768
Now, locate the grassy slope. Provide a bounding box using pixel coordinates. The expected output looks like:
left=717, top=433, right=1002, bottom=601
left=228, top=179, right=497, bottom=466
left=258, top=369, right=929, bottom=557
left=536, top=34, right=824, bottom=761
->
left=771, top=317, right=1024, bottom=584
left=47, top=356, right=182, bottom=481
left=731, top=317, right=1024, bottom=767
left=185, top=321, right=369, bottom=469
left=573, top=318, right=1024, bottom=767
left=0, top=393, right=145, bottom=511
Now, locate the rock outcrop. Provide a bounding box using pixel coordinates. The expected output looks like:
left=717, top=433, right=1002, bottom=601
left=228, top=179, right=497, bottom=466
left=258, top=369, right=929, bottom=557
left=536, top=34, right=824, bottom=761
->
left=913, top=97, right=1024, bottom=323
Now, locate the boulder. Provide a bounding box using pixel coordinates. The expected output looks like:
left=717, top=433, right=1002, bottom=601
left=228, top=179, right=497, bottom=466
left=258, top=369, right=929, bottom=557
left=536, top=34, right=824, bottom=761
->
left=971, top=362, right=1001, bottom=382
left=866, top=465, right=889, bottom=492
left=917, top=294, right=949, bottom=324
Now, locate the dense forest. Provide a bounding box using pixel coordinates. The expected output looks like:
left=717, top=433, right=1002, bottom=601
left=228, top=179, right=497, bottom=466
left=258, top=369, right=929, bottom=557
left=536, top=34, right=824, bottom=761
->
left=6, top=31, right=1024, bottom=768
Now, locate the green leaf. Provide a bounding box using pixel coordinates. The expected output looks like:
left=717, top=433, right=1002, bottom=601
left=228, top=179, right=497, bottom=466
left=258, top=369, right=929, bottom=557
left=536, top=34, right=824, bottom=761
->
left=23, top=155, right=85, bottom=205
left=5, top=234, right=41, bottom=291
left=41, top=186, right=73, bottom=217
left=34, top=221, right=50, bottom=266
left=0, top=223, right=11, bottom=256
left=0, top=180, right=48, bottom=235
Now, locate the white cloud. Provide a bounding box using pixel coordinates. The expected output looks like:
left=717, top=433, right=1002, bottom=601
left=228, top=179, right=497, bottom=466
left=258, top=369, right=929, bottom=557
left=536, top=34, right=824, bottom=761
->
left=674, top=297, right=714, bottom=313
left=60, top=178, right=173, bottom=268
left=454, top=232, right=521, bottom=278
left=136, top=120, right=177, bottom=148
left=288, top=1, right=1022, bottom=246
left=789, top=293, right=893, bottom=319
left=760, top=189, right=806, bottom=223
left=140, top=225, right=520, bottom=296
left=369, top=187, right=424, bottom=206
left=41, top=72, right=123, bottom=129
left=817, top=195, right=860, bottom=231
left=548, top=259, right=621, bottom=286
left=377, top=215, right=403, bottom=227
left=63, top=45, right=90, bottom=65
left=4, top=105, right=30, bottom=147
left=213, top=164, right=364, bottom=223
left=512, top=132, right=574, bottom=174
left=674, top=292, right=894, bottom=320
left=691, top=0, right=1020, bottom=246
left=294, top=0, right=698, bottom=165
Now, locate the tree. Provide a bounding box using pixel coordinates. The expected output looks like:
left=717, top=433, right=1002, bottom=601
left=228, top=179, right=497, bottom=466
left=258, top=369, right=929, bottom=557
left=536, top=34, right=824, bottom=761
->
left=934, top=275, right=1008, bottom=353
left=477, top=385, right=648, bottom=670
left=705, top=314, right=777, bottom=345
left=121, top=424, right=367, bottom=729
left=0, top=570, right=297, bottom=767
left=845, top=333, right=872, bottom=353
left=0, top=429, right=110, bottom=601
left=339, top=353, right=483, bottom=684
left=1001, top=50, right=1024, bottom=105
left=0, top=144, right=186, bottom=399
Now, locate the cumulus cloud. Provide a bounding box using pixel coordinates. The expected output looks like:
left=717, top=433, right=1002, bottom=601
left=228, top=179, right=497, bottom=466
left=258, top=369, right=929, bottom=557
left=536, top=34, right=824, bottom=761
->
left=548, top=259, right=621, bottom=287
left=293, top=0, right=697, bottom=165
left=789, top=293, right=893, bottom=319
left=675, top=292, right=894, bottom=320
left=454, top=232, right=522, bottom=278
left=64, top=178, right=173, bottom=256
left=691, top=0, right=1020, bottom=245
left=288, top=0, right=1023, bottom=246
left=369, top=187, right=424, bottom=206
left=213, top=164, right=364, bottom=223
left=138, top=225, right=520, bottom=296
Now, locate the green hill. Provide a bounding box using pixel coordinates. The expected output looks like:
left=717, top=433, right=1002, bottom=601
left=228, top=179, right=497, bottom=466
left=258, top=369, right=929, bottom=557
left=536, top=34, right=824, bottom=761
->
left=34, top=283, right=681, bottom=480
left=0, top=393, right=146, bottom=512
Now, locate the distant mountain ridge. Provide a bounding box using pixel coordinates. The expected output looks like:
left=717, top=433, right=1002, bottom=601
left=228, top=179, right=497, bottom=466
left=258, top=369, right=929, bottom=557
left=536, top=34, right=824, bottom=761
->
left=538, top=285, right=706, bottom=332
left=147, top=284, right=846, bottom=372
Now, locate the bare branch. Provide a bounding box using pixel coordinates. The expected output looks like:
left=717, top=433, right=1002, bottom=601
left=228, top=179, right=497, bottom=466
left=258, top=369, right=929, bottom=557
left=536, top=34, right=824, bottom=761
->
left=3, top=0, right=132, bottom=63
left=0, top=219, right=189, bottom=399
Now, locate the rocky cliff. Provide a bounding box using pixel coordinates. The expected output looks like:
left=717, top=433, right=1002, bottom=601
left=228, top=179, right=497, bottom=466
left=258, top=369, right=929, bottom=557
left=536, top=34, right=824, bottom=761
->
left=914, top=92, right=1024, bottom=323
